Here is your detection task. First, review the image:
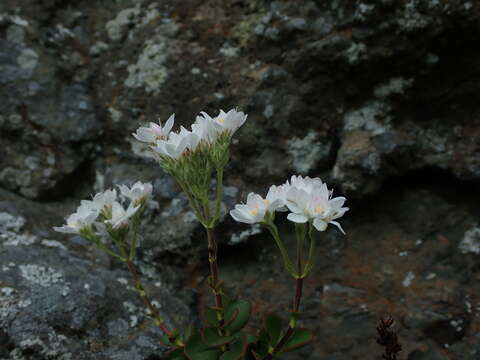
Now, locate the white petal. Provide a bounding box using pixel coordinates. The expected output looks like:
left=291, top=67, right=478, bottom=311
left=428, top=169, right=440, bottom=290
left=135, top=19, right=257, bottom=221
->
left=330, top=221, right=345, bottom=234
left=313, top=218, right=328, bottom=231
left=287, top=213, right=309, bottom=223
left=164, top=114, right=175, bottom=134
left=230, top=209, right=254, bottom=224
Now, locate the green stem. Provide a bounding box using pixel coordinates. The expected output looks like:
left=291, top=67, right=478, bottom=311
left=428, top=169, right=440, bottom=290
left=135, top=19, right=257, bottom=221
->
left=262, top=225, right=307, bottom=360
left=88, top=234, right=125, bottom=261
left=302, top=222, right=317, bottom=278
left=265, top=223, right=298, bottom=277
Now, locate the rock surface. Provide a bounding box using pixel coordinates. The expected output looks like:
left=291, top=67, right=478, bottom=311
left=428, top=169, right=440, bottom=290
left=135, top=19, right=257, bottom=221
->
left=1, top=0, right=480, bottom=359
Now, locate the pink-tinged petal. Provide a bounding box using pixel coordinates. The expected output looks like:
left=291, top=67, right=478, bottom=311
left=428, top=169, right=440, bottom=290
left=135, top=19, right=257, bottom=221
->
left=287, top=213, right=309, bottom=223
left=330, top=221, right=346, bottom=234
left=313, top=218, right=328, bottom=231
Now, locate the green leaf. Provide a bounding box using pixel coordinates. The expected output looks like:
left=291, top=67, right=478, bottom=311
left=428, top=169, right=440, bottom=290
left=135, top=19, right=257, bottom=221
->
left=202, top=328, right=236, bottom=347
left=187, top=350, right=222, bottom=360
left=253, top=330, right=269, bottom=358
left=165, top=347, right=185, bottom=360
left=204, top=307, right=220, bottom=327
left=265, top=314, right=283, bottom=347
left=279, top=328, right=313, bottom=353
left=219, top=339, right=246, bottom=360
left=224, top=299, right=251, bottom=333
left=185, top=333, right=210, bottom=357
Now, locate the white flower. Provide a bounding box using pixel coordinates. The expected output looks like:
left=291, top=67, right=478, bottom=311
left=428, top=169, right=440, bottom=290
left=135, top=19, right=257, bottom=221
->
left=105, top=201, right=140, bottom=229
left=152, top=126, right=201, bottom=159
left=118, top=181, right=153, bottom=204
left=197, top=108, right=247, bottom=140
left=192, top=115, right=218, bottom=144
left=230, top=191, right=282, bottom=224
left=133, top=114, right=174, bottom=144
left=285, top=176, right=348, bottom=233
left=90, top=189, right=117, bottom=212
left=265, top=184, right=290, bottom=212
left=53, top=205, right=98, bottom=234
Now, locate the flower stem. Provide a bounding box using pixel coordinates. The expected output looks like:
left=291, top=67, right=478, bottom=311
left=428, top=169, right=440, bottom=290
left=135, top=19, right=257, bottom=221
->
left=264, top=223, right=297, bottom=277
left=125, top=260, right=178, bottom=343
left=206, top=227, right=225, bottom=328
left=262, top=225, right=307, bottom=360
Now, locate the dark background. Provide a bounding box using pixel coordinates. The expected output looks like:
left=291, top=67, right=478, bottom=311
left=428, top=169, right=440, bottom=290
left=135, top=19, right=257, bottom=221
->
left=1, top=0, right=480, bottom=359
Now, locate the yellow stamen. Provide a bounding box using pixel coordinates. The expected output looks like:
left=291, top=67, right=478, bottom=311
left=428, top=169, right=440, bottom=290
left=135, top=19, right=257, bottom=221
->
left=250, top=208, right=259, bottom=216
left=217, top=118, right=225, bottom=123
left=314, top=206, right=323, bottom=214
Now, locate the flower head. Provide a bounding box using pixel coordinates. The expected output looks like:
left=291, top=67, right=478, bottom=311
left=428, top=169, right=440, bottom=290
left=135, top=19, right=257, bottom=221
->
left=133, top=114, right=175, bottom=144
left=152, top=126, right=201, bottom=159
left=196, top=108, right=247, bottom=140
left=230, top=190, right=284, bottom=224
left=53, top=203, right=98, bottom=234
left=105, top=201, right=140, bottom=229
left=285, top=176, right=348, bottom=233
left=118, top=181, right=153, bottom=205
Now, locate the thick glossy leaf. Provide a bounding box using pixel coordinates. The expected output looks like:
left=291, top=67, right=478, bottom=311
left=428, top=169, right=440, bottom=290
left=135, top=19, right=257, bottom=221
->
left=204, top=307, right=220, bottom=327
left=224, top=299, right=251, bottom=333
left=265, top=314, right=283, bottom=347
left=202, top=327, right=236, bottom=347
left=185, top=333, right=210, bottom=357
left=279, top=328, right=313, bottom=353
left=219, top=339, right=246, bottom=360
left=188, top=350, right=222, bottom=360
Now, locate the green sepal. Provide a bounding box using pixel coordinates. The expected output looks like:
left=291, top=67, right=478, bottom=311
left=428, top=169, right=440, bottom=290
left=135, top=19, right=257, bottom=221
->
left=264, top=314, right=283, bottom=347
left=202, top=328, right=236, bottom=347
left=204, top=307, right=221, bottom=327
left=224, top=299, right=251, bottom=333
left=278, top=328, right=313, bottom=353
left=219, top=338, right=246, bottom=360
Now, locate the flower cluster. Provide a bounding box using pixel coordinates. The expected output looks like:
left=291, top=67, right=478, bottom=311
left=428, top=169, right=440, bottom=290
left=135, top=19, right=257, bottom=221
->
left=230, top=175, right=349, bottom=233
left=54, top=182, right=152, bottom=236
left=133, top=109, right=247, bottom=160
